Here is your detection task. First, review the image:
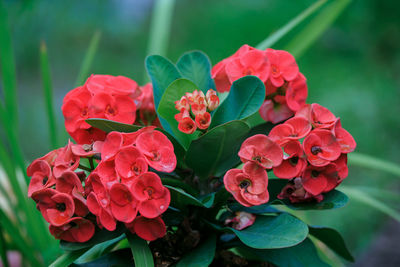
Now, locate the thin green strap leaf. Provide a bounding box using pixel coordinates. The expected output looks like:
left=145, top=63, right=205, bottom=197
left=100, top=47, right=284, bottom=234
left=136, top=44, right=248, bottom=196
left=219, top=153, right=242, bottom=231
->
left=146, top=0, right=176, bottom=57
left=0, top=225, right=10, bottom=267
left=0, top=0, right=18, bottom=127
left=340, top=185, right=400, bottom=222
left=127, top=233, right=154, bottom=267
left=75, top=30, right=101, bottom=87
left=176, top=235, right=216, bottom=267
left=49, top=249, right=89, bottom=267
left=285, top=0, right=352, bottom=57
left=256, top=0, right=328, bottom=49
left=348, top=152, right=400, bottom=178
left=40, top=41, right=58, bottom=148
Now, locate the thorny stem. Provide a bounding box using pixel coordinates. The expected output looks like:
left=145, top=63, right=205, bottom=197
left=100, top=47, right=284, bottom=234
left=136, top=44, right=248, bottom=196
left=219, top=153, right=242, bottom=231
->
left=78, top=164, right=92, bottom=172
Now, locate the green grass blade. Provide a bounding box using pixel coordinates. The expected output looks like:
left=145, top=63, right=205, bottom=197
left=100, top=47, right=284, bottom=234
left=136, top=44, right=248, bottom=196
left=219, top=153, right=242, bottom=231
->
left=285, top=0, right=351, bottom=57
left=75, top=30, right=101, bottom=87
left=40, top=41, right=58, bottom=148
left=340, top=186, right=400, bottom=222
left=49, top=249, right=89, bottom=267
left=348, top=152, right=400, bottom=178
left=0, top=0, right=18, bottom=128
left=127, top=233, right=154, bottom=267
left=256, top=0, right=327, bottom=50
left=0, top=225, right=10, bottom=267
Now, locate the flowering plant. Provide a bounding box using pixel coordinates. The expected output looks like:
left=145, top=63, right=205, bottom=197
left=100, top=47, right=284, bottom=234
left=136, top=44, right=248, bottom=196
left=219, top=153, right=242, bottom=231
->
left=27, top=45, right=356, bottom=266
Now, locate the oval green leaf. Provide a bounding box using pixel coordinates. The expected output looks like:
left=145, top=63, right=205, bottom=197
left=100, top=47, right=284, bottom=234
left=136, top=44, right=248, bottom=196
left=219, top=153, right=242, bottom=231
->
left=185, top=120, right=250, bottom=178
left=157, top=78, right=200, bottom=149
left=166, top=185, right=215, bottom=209
left=176, top=50, right=216, bottom=93
left=210, top=75, right=265, bottom=128
left=86, top=118, right=141, bottom=133
left=176, top=235, right=216, bottom=267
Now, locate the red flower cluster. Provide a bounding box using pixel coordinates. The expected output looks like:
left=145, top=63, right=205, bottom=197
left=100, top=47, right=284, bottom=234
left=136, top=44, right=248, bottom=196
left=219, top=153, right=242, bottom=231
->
left=27, top=127, right=176, bottom=242
left=174, top=89, right=219, bottom=134
left=27, top=141, right=100, bottom=242
left=224, top=103, right=356, bottom=206
left=212, top=45, right=307, bottom=124
left=62, top=75, right=158, bottom=144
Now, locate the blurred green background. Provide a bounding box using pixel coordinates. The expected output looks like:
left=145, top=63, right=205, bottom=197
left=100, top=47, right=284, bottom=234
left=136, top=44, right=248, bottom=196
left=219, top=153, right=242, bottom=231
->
left=2, top=0, right=400, bottom=265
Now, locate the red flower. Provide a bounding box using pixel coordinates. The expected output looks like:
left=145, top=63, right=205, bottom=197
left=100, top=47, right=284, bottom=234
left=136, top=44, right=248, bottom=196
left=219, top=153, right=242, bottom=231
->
left=206, top=89, right=219, bottom=111
left=135, top=131, right=176, bottom=173
left=95, top=160, right=118, bottom=186
left=86, top=173, right=116, bottom=231
left=49, top=217, right=95, bottom=243
left=259, top=99, right=294, bottom=124
left=62, top=86, right=92, bottom=133
left=286, top=73, right=308, bottom=112
left=225, top=211, right=256, bottom=230
left=86, top=75, right=140, bottom=98
left=176, top=110, right=197, bottom=134
left=273, top=140, right=307, bottom=179
left=69, top=127, right=107, bottom=145
left=109, top=183, right=138, bottom=223
left=302, top=163, right=342, bottom=195
left=130, top=172, right=170, bottom=218
left=296, top=103, right=337, bottom=130
left=115, top=147, right=148, bottom=181
left=303, top=129, right=341, bottom=166
left=211, top=45, right=254, bottom=92
left=223, top=162, right=269, bottom=207
left=195, top=112, right=211, bottom=130
left=265, top=48, right=299, bottom=87
left=136, top=83, right=159, bottom=126
left=238, top=134, right=283, bottom=169
left=268, top=117, right=311, bottom=145
left=334, top=120, right=356, bottom=153
left=53, top=141, right=80, bottom=178
left=278, top=177, right=323, bottom=203
left=27, top=160, right=55, bottom=197
left=56, top=171, right=88, bottom=217
left=126, top=216, right=166, bottom=241
left=32, top=189, right=75, bottom=226
left=225, top=49, right=270, bottom=83
left=90, top=92, right=136, bottom=124
left=71, top=141, right=103, bottom=157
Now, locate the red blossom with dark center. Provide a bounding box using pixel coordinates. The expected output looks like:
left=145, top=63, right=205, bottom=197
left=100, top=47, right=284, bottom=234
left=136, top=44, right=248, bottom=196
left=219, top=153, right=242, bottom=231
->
left=285, top=73, right=308, bottom=112
left=90, top=92, right=136, bottom=124
left=53, top=141, right=80, bottom=178
left=126, top=216, right=166, bottom=241
left=303, top=129, right=341, bottom=167
left=334, top=120, right=356, bottom=153
left=109, top=183, right=138, bottom=223
left=223, top=162, right=269, bottom=207
left=195, top=112, right=211, bottom=130
left=135, top=131, right=176, bottom=173
left=85, top=74, right=140, bottom=98
left=27, top=160, right=55, bottom=197
left=62, top=87, right=92, bottom=133
left=49, top=217, right=95, bottom=243
left=130, top=172, right=170, bottom=218
left=69, top=127, right=107, bottom=145
left=302, top=163, right=342, bottom=195
left=238, top=134, right=283, bottom=169
left=273, top=140, right=307, bottom=179
left=115, top=147, right=148, bottom=180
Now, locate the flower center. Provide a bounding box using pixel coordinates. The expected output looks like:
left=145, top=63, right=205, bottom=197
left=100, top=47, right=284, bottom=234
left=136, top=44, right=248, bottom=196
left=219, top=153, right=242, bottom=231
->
left=69, top=221, right=77, bottom=228
left=239, top=179, right=251, bottom=189
left=289, top=156, right=299, bottom=166
left=82, top=144, right=92, bottom=152
left=131, top=164, right=141, bottom=175
left=145, top=187, right=154, bottom=199
left=152, top=151, right=161, bottom=161
left=243, top=68, right=254, bottom=76
left=271, top=64, right=279, bottom=75
left=311, top=170, right=320, bottom=178
left=56, top=203, right=66, bottom=212
left=42, top=176, right=48, bottom=185
left=252, top=155, right=262, bottom=163
left=81, top=107, right=88, bottom=117
left=105, top=105, right=116, bottom=115
left=311, top=146, right=322, bottom=155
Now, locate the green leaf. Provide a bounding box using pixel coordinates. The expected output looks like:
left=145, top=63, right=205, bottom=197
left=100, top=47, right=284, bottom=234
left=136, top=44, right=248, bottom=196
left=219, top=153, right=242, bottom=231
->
left=60, top=227, right=126, bottom=251
left=309, top=226, right=354, bottom=262
left=86, top=118, right=142, bottom=133
left=161, top=177, right=198, bottom=196
left=269, top=179, right=348, bottom=210
left=210, top=76, right=265, bottom=128
left=39, top=41, right=58, bottom=148
left=256, top=0, right=328, bottom=50
left=127, top=233, right=154, bottom=267
left=285, top=0, right=352, bottom=58
left=166, top=185, right=214, bottom=209
left=236, top=238, right=330, bottom=267
left=340, top=185, right=400, bottom=222
left=176, top=51, right=216, bottom=93
left=185, top=120, right=250, bottom=178
left=75, top=30, right=101, bottom=86
left=157, top=78, right=200, bottom=148
left=71, top=249, right=134, bottom=267
left=212, top=213, right=308, bottom=249
left=49, top=249, right=89, bottom=267
left=176, top=234, right=216, bottom=267
left=145, top=55, right=181, bottom=109
left=348, top=152, right=400, bottom=178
